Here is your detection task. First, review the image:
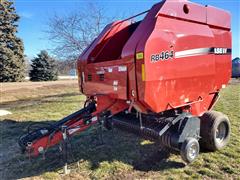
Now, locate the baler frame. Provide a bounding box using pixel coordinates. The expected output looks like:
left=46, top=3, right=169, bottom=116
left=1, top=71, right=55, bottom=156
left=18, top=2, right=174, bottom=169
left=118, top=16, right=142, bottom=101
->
left=19, top=98, right=201, bottom=164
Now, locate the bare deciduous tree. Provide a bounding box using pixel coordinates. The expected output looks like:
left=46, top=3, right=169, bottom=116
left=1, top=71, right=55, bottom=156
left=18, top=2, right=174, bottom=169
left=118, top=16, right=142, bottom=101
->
left=46, top=3, right=110, bottom=60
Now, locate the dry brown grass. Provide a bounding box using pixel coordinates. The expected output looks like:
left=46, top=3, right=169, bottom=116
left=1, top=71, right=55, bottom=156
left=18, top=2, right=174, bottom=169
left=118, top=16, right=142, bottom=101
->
left=0, top=80, right=79, bottom=104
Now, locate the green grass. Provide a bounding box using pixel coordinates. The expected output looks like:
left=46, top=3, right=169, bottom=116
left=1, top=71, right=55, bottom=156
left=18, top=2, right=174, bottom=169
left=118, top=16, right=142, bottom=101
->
left=0, top=83, right=239, bottom=179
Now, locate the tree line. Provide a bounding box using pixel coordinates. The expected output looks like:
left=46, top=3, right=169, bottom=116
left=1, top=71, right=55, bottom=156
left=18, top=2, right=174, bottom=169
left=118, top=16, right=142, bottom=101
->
left=0, top=0, right=108, bottom=82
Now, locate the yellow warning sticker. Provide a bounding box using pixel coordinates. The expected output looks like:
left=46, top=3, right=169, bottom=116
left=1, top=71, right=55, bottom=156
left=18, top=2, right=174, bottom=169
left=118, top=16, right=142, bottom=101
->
left=142, top=64, right=145, bottom=81
left=136, top=52, right=144, bottom=60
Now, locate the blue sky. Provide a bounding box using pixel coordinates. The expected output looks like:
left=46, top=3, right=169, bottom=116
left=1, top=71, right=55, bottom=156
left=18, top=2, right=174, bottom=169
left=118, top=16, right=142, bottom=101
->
left=15, top=0, right=239, bottom=59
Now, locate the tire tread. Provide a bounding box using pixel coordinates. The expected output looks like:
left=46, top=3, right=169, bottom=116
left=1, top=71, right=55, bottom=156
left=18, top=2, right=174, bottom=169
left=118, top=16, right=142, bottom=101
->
left=200, top=111, right=230, bottom=151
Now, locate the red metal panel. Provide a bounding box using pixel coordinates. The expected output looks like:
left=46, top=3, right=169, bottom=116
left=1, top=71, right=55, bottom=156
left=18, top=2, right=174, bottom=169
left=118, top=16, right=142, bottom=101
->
left=206, top=6, right=231, bottom=29
left=77, top=0, right=232, bottom=116
left=138, top=16, right=216, bottom=113
left=211, top=29, right=232, bottom=89
left=158, top=0, right=207, bottom=23
left=83, top=59, right=132, bottom=100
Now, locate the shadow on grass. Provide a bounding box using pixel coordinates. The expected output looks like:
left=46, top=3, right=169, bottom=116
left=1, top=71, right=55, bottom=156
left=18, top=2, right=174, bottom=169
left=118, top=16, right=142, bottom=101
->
left=0, top=119, right=185, bottom=179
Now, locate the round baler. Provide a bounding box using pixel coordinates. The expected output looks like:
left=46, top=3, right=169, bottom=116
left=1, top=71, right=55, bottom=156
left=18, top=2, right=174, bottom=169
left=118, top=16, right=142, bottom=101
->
left=77, top=0, right=231, bottom=163
left=19, top=0, right=231, bottom=164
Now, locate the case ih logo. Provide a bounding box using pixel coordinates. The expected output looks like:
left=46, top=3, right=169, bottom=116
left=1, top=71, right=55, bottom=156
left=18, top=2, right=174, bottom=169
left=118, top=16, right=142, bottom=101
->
left=214, top=48, right=228, bottom=54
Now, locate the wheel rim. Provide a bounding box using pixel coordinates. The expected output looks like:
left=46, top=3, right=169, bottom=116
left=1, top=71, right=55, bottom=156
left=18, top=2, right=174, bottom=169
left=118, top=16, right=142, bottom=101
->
left=216, top=122, right=228, bottom=143
left=188, top=143, right=198, bottom=160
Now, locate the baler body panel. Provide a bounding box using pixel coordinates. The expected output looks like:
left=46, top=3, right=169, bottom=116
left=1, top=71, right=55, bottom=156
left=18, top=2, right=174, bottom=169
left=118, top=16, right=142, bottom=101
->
left=82, top=59, right=132, bottom=100
left=77, top=0, right=231, bottom=116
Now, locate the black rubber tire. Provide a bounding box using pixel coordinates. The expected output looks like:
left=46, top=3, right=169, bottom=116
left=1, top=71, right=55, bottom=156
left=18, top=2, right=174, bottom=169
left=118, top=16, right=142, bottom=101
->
left=200, top=111, right=230, bottom=151
left=180, top=138, right=200, bottom=164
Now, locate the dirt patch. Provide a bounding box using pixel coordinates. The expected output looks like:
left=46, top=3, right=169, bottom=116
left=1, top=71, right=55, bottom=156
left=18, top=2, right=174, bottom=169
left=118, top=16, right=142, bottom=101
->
left=0, top=80, right=79, bottom=104
left=1, top=80, right=78, bottom=92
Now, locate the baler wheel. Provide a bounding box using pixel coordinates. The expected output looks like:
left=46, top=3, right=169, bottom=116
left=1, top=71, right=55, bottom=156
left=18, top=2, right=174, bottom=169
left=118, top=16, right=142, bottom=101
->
left=180, top=138, right=200, bottom=163
left=200, top=111, right=230, bottom=151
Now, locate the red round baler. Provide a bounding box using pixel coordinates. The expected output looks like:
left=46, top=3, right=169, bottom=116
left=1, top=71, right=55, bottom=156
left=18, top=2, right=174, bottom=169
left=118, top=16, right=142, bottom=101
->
left=19, top=0, right=231, bottom=163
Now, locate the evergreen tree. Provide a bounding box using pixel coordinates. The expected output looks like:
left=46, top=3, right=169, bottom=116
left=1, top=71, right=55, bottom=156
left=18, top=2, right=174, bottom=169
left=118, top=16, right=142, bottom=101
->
left=29, top=50, right=58, bottom=81
left=0, top=0, right=26, bottom=82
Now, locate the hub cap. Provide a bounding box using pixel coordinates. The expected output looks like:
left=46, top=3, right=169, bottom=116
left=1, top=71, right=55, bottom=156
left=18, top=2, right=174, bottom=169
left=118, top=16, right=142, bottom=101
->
left=216, top=122, right=227, bottom=143
left=188, top=144, right=198, bottom=160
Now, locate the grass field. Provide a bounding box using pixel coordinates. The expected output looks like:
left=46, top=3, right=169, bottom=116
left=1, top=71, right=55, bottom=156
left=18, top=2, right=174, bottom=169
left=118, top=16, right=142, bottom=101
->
left=0, top=80, right=239, bottom=179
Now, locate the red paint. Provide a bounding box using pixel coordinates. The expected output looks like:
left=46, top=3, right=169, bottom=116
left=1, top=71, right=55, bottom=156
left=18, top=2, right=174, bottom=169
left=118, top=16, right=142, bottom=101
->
left=78, top=0, right=231, bottom=116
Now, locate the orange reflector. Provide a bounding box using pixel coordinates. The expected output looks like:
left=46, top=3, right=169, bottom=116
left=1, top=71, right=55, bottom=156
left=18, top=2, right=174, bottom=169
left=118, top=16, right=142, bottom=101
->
left=136, top=52, right=144, bottom=60
left=142, top=64, right=145, bottom=81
